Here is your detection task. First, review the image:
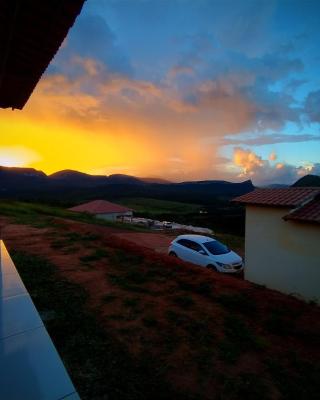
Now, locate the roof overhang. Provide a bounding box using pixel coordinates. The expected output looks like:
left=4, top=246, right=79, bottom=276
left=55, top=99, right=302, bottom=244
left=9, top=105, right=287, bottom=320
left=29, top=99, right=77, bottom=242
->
left=0, top=0, right=85, bottom=110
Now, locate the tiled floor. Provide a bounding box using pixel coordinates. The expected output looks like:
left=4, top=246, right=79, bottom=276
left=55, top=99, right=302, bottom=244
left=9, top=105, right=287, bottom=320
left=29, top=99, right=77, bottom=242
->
left=0, top=241, right=80, bottom=400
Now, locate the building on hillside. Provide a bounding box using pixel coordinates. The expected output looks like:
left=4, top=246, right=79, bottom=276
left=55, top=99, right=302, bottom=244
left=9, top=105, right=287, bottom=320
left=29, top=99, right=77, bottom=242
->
left=69, top=200, right=133, bottom=222
left=233, top=188, right=320, bottom=303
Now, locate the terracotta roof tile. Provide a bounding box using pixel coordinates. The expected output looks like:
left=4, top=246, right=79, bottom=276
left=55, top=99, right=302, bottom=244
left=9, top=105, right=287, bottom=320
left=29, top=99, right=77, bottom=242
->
left=69, top=200, right=133, bottom=214
left=284, top=196, right=320, bottom=224
left=233, top=187, right=320, bottom=207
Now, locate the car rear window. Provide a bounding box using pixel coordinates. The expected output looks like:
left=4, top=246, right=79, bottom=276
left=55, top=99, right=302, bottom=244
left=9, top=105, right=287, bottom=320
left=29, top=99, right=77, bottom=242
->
left=203, top=240, right=230, bottom=255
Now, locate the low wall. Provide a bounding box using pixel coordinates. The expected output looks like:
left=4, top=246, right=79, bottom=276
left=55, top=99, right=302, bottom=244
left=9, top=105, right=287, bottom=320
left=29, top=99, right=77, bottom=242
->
left=0, top=241, right=80, bottom=399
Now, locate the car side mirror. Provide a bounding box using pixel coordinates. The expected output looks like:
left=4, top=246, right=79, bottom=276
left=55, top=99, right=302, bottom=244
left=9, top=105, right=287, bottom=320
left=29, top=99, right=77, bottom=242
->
left=199, top=249, right=207, bottom=255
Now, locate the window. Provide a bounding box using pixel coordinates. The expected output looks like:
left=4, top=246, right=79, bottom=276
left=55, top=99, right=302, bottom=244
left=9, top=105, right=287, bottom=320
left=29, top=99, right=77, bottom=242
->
left=203, top=240, right=230, bottom=255
left=177, top=239, right=191, bottom=248
left=177, top=239, right=205, bottom=253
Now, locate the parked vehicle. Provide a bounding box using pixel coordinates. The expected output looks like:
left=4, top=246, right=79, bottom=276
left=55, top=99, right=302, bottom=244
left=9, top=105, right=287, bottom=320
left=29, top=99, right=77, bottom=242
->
left=168, top=234, right=243, bottom=273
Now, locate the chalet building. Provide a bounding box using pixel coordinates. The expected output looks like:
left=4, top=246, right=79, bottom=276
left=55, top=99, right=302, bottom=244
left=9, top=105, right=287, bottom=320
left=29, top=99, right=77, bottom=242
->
left=69, top=200, right=133, bottom=221
left=234, top=188, right=320, bottom=303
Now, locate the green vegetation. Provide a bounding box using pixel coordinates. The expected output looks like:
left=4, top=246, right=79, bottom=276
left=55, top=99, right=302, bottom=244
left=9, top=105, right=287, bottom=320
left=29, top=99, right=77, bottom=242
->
left=80, top=248, right=109, bottom=264
left=218, top=372, right=270, bottom=400
left=265, top=355, right=320, bottom=400
left=11, top=251, right=180, bottom=400
left=172, top=294, right=195, bottom=308
left=0, top=200, right=148, bottom=231
left=214, top=233, right=245, bottom=253
left=4, top=201, right=319, bottom=400
left=118, top=197, right=201, bottom=216
left=217, top=293, right=257, bottom=315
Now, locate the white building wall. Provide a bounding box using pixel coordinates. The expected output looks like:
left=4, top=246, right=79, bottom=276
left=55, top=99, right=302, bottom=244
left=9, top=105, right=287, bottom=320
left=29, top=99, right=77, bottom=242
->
left=245, top=205, right=320, bottom=303
left=96, top=211, right=133, bottom=221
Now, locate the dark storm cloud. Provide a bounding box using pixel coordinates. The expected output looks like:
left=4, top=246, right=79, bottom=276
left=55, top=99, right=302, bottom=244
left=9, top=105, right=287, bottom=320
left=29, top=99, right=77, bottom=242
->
left=173, top=43, right=304, bottom=133
left=39, top=0, right=320, bottom=184
left=50, top=14, right=133, bottom=77
left=223, top=133, right=320, bottom=146
left=305, top=90, right=320, bottom=123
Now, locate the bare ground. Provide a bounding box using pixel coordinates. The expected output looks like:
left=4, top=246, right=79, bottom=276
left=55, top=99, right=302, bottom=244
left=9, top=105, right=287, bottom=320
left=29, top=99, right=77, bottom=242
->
left=1, top=216, right=320, bottom=400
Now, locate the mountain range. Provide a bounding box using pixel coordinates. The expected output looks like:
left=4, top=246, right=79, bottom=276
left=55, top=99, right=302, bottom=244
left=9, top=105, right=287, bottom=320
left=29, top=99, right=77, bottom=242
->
left=2, top=166, right=318, bottom=205
left=292, top=174, right=320, bottom=187
left=0, top=166, right=255, bottom=204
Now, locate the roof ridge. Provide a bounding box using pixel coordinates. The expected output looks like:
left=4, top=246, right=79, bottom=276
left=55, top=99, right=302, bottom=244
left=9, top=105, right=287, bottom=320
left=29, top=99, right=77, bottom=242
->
left=284, top=191, right=320, bottom=217
left=233, top=187, right=320, bottom=207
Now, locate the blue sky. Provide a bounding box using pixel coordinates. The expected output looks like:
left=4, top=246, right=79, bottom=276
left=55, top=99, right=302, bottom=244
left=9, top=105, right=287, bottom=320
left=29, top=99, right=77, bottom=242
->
left=73, top=0, right=320, bottom=184
left=3, top=0, right=319, bottom=184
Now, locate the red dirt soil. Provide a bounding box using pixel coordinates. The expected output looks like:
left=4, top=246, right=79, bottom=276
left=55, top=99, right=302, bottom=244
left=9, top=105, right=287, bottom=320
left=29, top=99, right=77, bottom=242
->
left=1, top=216, right=320, bottom=400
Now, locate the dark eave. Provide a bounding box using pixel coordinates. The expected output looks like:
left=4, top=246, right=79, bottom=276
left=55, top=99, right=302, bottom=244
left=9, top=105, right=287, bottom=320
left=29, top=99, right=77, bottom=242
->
left=0, top=0, right=85, bottom=110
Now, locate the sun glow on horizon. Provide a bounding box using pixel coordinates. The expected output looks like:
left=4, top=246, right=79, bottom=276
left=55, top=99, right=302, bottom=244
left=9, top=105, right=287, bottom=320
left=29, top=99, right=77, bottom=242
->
left=0, top=146, right=41, bottom=168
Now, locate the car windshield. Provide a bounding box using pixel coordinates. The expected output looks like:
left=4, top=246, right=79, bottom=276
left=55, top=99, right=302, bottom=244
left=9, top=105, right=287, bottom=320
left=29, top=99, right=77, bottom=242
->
left=203, top=240, right=230, bottom=255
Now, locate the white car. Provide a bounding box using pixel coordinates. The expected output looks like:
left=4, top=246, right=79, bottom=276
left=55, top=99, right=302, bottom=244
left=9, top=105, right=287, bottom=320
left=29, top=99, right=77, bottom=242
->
left=168, top=234, right=243, bottom=273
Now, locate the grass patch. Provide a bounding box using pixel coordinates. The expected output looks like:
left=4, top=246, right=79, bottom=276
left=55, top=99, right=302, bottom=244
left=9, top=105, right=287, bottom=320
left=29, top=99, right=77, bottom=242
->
left=51, top=239, right=70, bottom=249
left=172, top=295, right=195, bottom=308
left=217, top=293, right=257, bottom=315
left=224, top=314, right=255, bottom=344
left=265, top=355, right=320, bottom=400
left=0, top=200, right=149, bottom=232
left=184, top=318, right=214, bottom=345
left=219, top=314, right=265, bottom=363
left=218, top=339, right=242, bottom=363
left=11, top=251, right=181, bottom=400
left=142, top=316, right=158, bottom=327
left=165, top=310, right=189, bottom=327
left=102, top=293, right=118, bottom=303
left=108, top=273, right=150, bottom=294
left=123, top=297, right=140, bottom=308
left=265, top=310, right=295, bottom=336
left=110, top=249, right=144, bottom=267
left=118, top=197, right=201, bottom=216
left=218, top=372, right=270, bottom=400
left=80, top=248, right=109, bottom=264
left=215, top=232, right=244, bottom=252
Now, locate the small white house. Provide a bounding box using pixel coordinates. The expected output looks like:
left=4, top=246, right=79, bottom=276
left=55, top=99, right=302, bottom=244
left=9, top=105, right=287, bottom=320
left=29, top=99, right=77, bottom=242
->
left=234, top=188, right=320, bottom=303
left=69, top=199, right=133, bottom=221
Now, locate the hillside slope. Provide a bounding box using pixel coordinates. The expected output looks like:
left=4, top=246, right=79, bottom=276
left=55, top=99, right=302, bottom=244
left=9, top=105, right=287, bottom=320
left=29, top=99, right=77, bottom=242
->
left=293, top=174, right=320, bottom=187
left=1, top=211, right=319, bottom=400
left=0, top=166, right=254, bottom=203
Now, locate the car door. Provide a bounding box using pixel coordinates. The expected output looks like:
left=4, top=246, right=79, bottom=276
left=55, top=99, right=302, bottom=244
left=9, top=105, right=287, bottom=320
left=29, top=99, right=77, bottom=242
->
left=175, top=239, right=194, bottom=261
left=176, top=240, right=208, bottom=266
left=187, top=241, right=209, bottom=266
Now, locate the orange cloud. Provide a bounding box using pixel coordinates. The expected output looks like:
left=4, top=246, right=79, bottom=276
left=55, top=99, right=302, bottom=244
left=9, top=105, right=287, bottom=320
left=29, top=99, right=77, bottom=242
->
left=233, top=147, right=265, bottom=175
left=0, top=57, right=261, bottom=181
left=269, top=151, right=277, bottom=161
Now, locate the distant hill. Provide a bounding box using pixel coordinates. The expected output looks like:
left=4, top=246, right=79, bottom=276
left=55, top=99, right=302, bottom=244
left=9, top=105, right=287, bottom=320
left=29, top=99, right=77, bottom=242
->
left=107, top=174, right=143, bottom=184
left=264, top=184, right=289, bottom=189
left=139, top=177, right=172, bottom=184
left=49, top=169, right=107, bottom=187
left=0, top=166, right=254, bottom=203
left=0, top=166, right=47, bottom=193
left=292, top=174, right=320, bottom=187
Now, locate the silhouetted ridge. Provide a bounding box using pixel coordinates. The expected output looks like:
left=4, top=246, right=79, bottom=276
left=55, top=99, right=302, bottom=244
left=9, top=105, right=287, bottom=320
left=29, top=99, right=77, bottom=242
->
left=0, top=166, right=254, bottom=203
left=292, top=174, right=320, bottom=187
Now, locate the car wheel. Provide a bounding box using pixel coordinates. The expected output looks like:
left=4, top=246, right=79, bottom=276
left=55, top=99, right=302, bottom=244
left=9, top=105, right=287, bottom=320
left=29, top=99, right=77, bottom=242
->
left=207, top=264, right=218, bottom=271
left=169, top=251, right=177, bottom=257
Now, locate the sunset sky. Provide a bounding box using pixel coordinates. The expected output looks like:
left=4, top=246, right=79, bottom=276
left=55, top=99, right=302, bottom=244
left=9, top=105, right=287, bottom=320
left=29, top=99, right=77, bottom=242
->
left=1, top=0, right=320, bottom=185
